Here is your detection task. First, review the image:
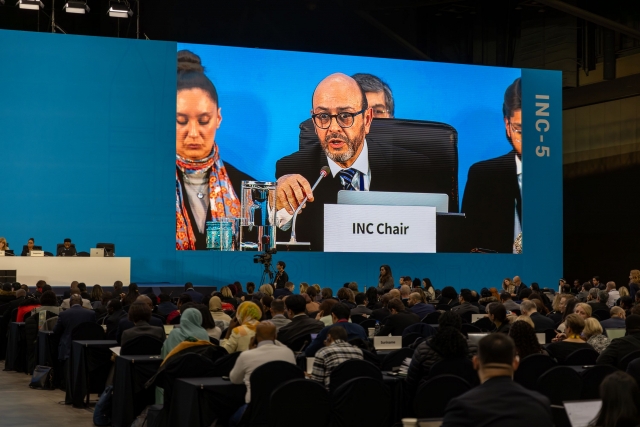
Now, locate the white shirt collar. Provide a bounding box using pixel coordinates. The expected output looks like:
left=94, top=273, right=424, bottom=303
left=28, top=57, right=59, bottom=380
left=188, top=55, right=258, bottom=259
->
left=515, top=154, right=522, bottom=175
left=326, top=139, right=369, bottom=177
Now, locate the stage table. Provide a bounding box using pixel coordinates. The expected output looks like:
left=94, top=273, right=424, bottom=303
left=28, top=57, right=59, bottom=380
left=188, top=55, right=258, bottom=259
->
left=112, top=355, right=163, bottom=427
left=66, top=340, right=116, bottom=407
left=0, top=257, right=130, bottom=286
left=4, top=322, right=25, bottom=372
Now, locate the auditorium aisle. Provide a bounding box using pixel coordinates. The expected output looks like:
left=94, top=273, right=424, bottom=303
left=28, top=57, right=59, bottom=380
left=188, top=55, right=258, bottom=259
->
left=0, top=362, right=93, bottom=426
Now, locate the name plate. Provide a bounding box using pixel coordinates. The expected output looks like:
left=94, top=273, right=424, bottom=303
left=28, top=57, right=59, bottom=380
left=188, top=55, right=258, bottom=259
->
left=324, top=204, right=436, bottom=253
left=373, top=336, right=402, bottom=350
left=30, top=250, right=45, bottom=257
left=0, top=251, right=4, bottom=257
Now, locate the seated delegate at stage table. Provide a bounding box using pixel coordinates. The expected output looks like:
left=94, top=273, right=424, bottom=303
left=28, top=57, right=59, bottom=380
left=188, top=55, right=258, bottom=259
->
left=0, top=237, right=9, bottom=251
left=175, top=50, right=254, bottom=251
left=462, top=78, right=523, bottom=254
left=20, top=237, right=38, bottom=256
left=274, top=73, right=439, bottom=251
left=57, top=238, right=76, bottom=256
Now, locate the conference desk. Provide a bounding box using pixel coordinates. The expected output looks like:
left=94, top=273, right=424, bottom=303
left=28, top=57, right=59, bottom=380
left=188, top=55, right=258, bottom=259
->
left=0, top=257, right=130, bottom=286
left=67, top=340, right=116, bottom=408
left=112, top=355, right=163, bottom=427
left=5, top=322, right=26, bottom=372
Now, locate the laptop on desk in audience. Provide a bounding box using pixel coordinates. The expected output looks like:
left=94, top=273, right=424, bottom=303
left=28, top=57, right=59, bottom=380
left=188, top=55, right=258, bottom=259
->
left=471, top=314, right=485, bottom=323
left=606, top=328, right=626, bottom=340
left=467, top=333, right=488, bottom=347
left=563, top=400, right=602, bottom=427
left=90, top=248, right=105, bottom=257
left=373, top=336, right=402, bottom=351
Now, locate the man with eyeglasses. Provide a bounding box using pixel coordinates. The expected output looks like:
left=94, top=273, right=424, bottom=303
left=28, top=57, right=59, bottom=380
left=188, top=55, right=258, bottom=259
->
left=351, top=73, right=394, bottom=118
left=461, top=77, right=523, bottom=254
left=274, top=73, right=435, bottom=251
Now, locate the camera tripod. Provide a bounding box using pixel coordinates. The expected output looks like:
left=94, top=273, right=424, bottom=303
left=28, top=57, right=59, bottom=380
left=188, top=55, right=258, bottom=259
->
left=260, top=263, right=276, bottom=287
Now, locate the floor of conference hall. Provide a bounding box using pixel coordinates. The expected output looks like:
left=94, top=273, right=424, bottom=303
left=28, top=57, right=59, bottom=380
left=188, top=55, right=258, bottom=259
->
left=0, top=361, right=93, bottom=426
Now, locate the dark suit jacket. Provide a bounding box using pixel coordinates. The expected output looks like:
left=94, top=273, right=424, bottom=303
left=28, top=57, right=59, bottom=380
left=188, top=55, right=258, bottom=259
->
left=600, top=317, right=626, bottom=330
left=120, top=321, right=166, bottom=346
left=2, top=296, right=25, bottom=324
left=52, top=305, right=97, bottom=360
left=274, top=271, right=289, bottom=289
left=442, top=376, right=553, bottom=427
left=185, top=289, right=204, bottom=303
left=530, top=312, right=556, bottom=332
left=275, top=137, right=438, bottom=251
left=116, top=316, right=164, bottom=344
left=273, top=288, right=293, bottom=299
left=588, top=302, right=610, bottom=314
left=371, top=307, right=391, bottom=322
left=377, top=310, right=420, bottom=336
left=104, top=310, right=127, bottom=340
left=597, top=333, right=640, bottom=367
left=461, top=150, right=521, bottom=253
left=276, top=314, right=325, bottom=346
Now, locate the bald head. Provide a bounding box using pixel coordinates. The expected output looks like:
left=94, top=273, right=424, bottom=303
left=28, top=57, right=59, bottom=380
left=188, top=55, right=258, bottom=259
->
left=513, top=276, right=521, bottom=286
left=312, top=73, right=367, bottom=111
left=70, top=294, right=83, bottom=307
left=388, top=289, right=401, bottom=299
left=255, top=321, right=277, bottom=343
left=400, top=285, right=411, bottom=297
left=136, top=295, right=153, bottom=310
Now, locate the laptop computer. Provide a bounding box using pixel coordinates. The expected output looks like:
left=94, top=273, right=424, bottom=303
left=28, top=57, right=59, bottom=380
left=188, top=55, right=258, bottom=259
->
left=536, top=333, right=546, bottom=345
left=563, top=399, right=602, bottom=427
left=337, top=190, right=449, bottom=213
left=373, top=336, right=402, bottom=350
left=467, top=333, right=488, bottom=347
left=606, top=328, right=626, bottom=340
left=90, top=248, right=105, bottom=257
left=471, top=314, right=485, bottom=323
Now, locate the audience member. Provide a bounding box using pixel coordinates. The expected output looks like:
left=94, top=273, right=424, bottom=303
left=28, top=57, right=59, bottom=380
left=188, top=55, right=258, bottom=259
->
left=441, top=334, right=553, bottom=427
left=320, top=288, right=333, bottom=302
left=309, top=326, right=363, bottom=390
left=520, top=300, right=554, bottom=332
left=184, top=282, right=204, bottom=303
left=305, top=303, right=367, bottom=356
left=546, top=314, right=593, bottom=363
left=116, top=295, right=164, bottom=343
left=512, top=276, right=527, bottom=297
left=488, top=303, right=510, bottom=333
left=601, top=306, right=626, bottom=330
left=76, top=283, right=90, bottom=300
left=2, top=289, right=26, bottom=323
left=0, top=283, right=16, bottom=306
left=439, top=286, right=459, bottom=306
left=89, top=285, right=103, bottom=304
left=221, top=302, right=262, bottom=353
left=348, top=282, right=359, bottom=294
left=162, top=308, right=210, bottom=359
left=597, top=315, right=640, bottom=367
left=299, top=282, right=309, bottom=295
left=32, top=291, right=61, bottom=316
left=260, top=295, right=273, bottom=320
left=243, top=282, right=255, bottom=301
left=423, top=278, right=436, bottom=301
left=157, top=293, right=177, bottom=316
left=400, top=285, right=412, bottom=306
left=304, top=292, right=320, bottom=313
left=350, top=293, right=372, bottom=317
left=588, top=290, right=610, bottom=313
left=590, top=371, right=640, bottom=427
left=583, top=318, right=610, bottom=353
left=406, top=311, right=475, bottom=395
left=508, top=320, right=546, bottom=358
left=277, top=295, right=325, bottom=347
left=33, top=280, right=46, bottom=299
left=337, top=288, right=356, bottom=309
left=517, top=288, right=533, bottom=301
left=122, top=283, right=140, bottom=307
left=408, top=292, right=435, bottom=319
left=315, top=299, right=339, bottom=327
left=274, top=282, right=294, bottom=299
left=576, top=282, right=592, bottom=302
left=229, top=321, right=296, bottom=426
left=575, top=302, right=593, bottom=320
left=451, top=290, right=480, bottom=316
left=221, top=286, right=239, bottom=308
left=502, top=278, right=515, bottom=295
left=104, top=299, right=127, bottom=340
left=193, top=304, right=221, bottom=339
left=120, top=302, right=166, bottom=346
left=258, top=284, right=274, bottom=298
left=60, top=288, right=92, bottom=310
left=376, top=298, right=420, bottom=336
left=269, top=300, right=291, bottom=331
left=604, top=282, right=619, bottom=308
left=499, top=292, right=520, bottom=312
left=53, top=295, right=97, bottom=380
left=166, top=293, right=192, bottom=324
left=305, top=287, right=320, bottom=312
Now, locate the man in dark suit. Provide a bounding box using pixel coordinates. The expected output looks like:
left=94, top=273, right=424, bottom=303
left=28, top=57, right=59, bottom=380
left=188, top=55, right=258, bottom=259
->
left=274, top=73, right=439, bottom=251
left=184, top=282, right=204, bottom=303
left=120, top=302, right=165, bottom=346
left=273, top=282, right=294, bottom=299
left=52, top=295, right=97, bottom=361
left=600, top=307, right=626, bottom=330
left=104, top=299, right=127, bottom=340
left=520, top=300, right=555, bottom=332
left=597, top=315, right=640, bottom=367
left=588, top=290, right=610, bottom=314
left=442, top=334, right=553, bottom=427
left=376, top=298, right=419, bottom=336
left=277, top=295, right=324, bottom=349
left=451, top=290, right=480, bottom=318
left=461, top=78, right=522, bottom=253
left=273, top=261, right=289, bottom=289
left=116, top=295, right=164, bottom=344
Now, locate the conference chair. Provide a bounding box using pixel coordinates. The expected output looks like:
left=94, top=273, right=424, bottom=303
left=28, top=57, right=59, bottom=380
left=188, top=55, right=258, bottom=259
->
left=361, top=349, right=381, bottom=368
left=562, top=348, right=599, bottom=366
left=169, top=315, right=181, bottom=325
left=580, top=364, right=618, bottom=399
left=380, top=347, right=415, bottom=371
left=96, top=243, right=116, bottom=257
left=619, top=350, right=640, bottom=371
left=435, top=304, right=452, bottom=312
left=459, top=311, right=473, bottom=324
left=240, top=361, right=304, bottom=427
left=77, top=252, right=90, bottom=257
left=350, top=314, right=367, bottom=325
left=428, top=357, right=480, bottom=387
left=472, top=316, right=495, bottom=332
left=269, top=379, right=330, bottom=427
left=211, top=351, right=241, bottom=377
left=402, top=333, right=422, bottom=348
left=403, top=322, right=437, bottom=338
left=544, top=328, right=558, bottom=344
left=593, top=309, right=610, bottom=321
left=536, top=366, right=583, bottom=405
left=71, top=322, right=106, bottom=341
left=626, top=358, right=640, bottom=386
left=329, top=359, right=382, bottom=393
left=287, top=334, right=312, bottom=353
left=413, top=375, right=471, bottom=418
left=359, top=318, right=377, bottom=329
left=120, top=335, right=164, bottom=356
left=331, top=378, right=391, bottom=427
left=514, top=353, right=557, bottom=390
left=460, top=323, right=482, bottom=336
left=422, top=311, right=441, bottom=324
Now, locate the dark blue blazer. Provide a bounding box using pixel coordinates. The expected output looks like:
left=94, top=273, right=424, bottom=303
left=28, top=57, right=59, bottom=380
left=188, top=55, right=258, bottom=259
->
left=53, top=305, right=97, bottom=360
left=185, top=289, right=204, bottom=303
left=116, top=315, right=164, bottom=344
left=304, top=321, right=367, bottom=357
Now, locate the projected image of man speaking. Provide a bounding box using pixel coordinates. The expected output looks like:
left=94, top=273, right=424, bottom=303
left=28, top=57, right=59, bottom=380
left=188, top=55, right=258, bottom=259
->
left=274, top=73, right=438, bottom=251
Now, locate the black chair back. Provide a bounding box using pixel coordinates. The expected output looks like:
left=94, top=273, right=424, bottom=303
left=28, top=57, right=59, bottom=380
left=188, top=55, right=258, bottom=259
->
left=627, top=358, right=640, bottom=386
left=362, top=349, right=381, bottom=368
left=329, top=359, right=382, bottom=393
left=460, top=323, right=481, bottom=336
left=413, top=375, right=471, bottom=418
left=593, top=309, right=610, bottom=321
left=331, top=378, right=390, bottom=427
left=244, top=361, right=304, bottom=427
left=472, top=317, right=495, bottom=332
left=536, top=366, right=583, bottom=405
left=380, top=347, right=415, bottom=371
left=619, top=349, right=640, bottom=371
left=423, top=311, right=441, bottom=324
left=563, top=348, right=599, bottom=366
left=544, top=329, right=558, bottom=344
left=580, top=364, right=619, bottom=399
left=286, top=334, right=311, bottom=353
left=153, top=352, right=216, bottom=406
left=435, top=304, right=452, bottom=312
left=211, top=351, right=240, bottom=377
left=359, top=318, right=377, bottom=329
left=351, top=314, right=366, bottom=325
left=121, top=335, right=164, bottom=356
left=402, top=333, right=422, bottom=348
left=514, top=353, right=557, bottom=390
left=403, top=322, right=437, bottom=338
left=71, top=321, right=106, bottom=341
left=459, top=311, right=473, bottom=324
left=169, top=315, right=181, bottom=325
left=429, top=357, right=479, bottom=386
left=269, top=379, right=330, bottom=427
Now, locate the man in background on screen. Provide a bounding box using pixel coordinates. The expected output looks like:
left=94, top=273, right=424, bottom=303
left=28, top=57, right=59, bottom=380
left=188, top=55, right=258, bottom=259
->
left=462, top=77, right=522, bottom=254
left=275, top=73, right=435, bottom=251
left=351, top=73, right=394, bottom=118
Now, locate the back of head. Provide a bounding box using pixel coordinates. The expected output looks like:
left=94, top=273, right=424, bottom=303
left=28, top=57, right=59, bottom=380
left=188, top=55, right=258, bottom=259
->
left=69, top=294, right=83, bottom=307
left=40, top=290, right=58, bottom=307
left=246, top=282, right=255, bottom=294
left=159, top=293, right=171, bottom=303
left=128, top=302, right=151, bottom=323
left=306, top=286, right=318, bottom=299
left=518, top=288, right=533, bottom=300
left=255, top=321, right=277, bottom=342
left=327, top=325, right=348, bottom=342
left=261, top=295, right=273, bottom=309
left=15, top=289, right=26, bottom=298
left=565, top=313, right=586, bottom=335
left=589, top=288, right=599, bottom=299
left=355, top=293, right=366, bottom=306
left=598, top=290, right=609, bottom=303
left=626, top=315, right=640, bottom=333
left=388, top=298, right=405, bottom=313
left=331, top=303, right=350, bottom=321
left=12, top=282, right=21, bottom=291
left=410, top=292, right=425, bottom=304
left=400, top=285, right=411, bottom=297
left=70, top=287, right=80, bottom=296
left=489, top=303, right=507, bottom=323
left=285, top=281, right=294, bottom=291
left=520, top=300, right=536, bottom=314
left=284, top=294, right=306, bottom=314
left=78, top=282, right=87, bottom=292
left=179, top=293, right=193, bottom=305
left=611, top=306, right=625, bottom=318
left=114, top=281, right=123, bottom=292
left=431, top=311, right=467, bottom=358
left=128, top=283, right=139, bottom=295
left=606, top=281, right=616, bottom=291
left=2, top=283, right=12, bottom=292
left=319, top=298, right=338, bottom=316
left=348, top=282, right=358, bottom=293
left=177, top=50, right=219, bottom=106
left=321, top=288, right=333, bottom=300
left=478, top=334, right=516, bottom=366
left=184, top=282, right=194, bottom=290
left=388, top=289, right=401, bottom=299
left=270, top=299, right=285, bottom=314
left=460, top=289, right=472, bottom=303
left=500, top=292, right=512, bottom=302
left=108, top=298, right=122, bottom=311
left=595, top=371, right=640, bottom=427
left=583, top=317, right=603, bottom=338
left=584, top=283, right=593, bottom=291
left=259, top=284, right=273, bottom=297
left=441, top=286, right=457, bottom=300
left=508, top=320, right=540, bottom=359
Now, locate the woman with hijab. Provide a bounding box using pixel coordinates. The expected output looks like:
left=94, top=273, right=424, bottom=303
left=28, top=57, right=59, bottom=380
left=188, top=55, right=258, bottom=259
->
left=161, top=308, right=210, bottom=358
left=175, top=50, right=254, bottom=250
left=220, top=301, right=261, bottom=353
left=209, top=296, right=232, bottom=331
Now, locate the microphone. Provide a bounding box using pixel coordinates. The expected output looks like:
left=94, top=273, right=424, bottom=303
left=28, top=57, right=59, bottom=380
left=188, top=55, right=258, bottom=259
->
left=290, top=166, right=331, bottom=243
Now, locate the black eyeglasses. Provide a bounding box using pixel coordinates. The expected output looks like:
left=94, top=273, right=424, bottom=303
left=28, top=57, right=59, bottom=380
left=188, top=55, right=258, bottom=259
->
left=311, top=109, right=366, bottom=129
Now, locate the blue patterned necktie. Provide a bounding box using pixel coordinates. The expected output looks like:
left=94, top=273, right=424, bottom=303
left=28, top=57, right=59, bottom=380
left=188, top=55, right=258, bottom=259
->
left=337, top=168, right=358, bottom=191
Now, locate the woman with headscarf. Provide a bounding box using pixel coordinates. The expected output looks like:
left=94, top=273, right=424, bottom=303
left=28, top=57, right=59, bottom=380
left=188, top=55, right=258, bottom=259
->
left=220, top=301, right=261, bottom=353
left=161, top=308, right=210, bottom=358
left=209, top=296, right=232, bottom=331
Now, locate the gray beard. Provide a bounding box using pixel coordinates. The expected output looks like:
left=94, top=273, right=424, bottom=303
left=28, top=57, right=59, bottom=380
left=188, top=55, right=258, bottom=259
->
left=322, top=127, right=364, bottom=164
